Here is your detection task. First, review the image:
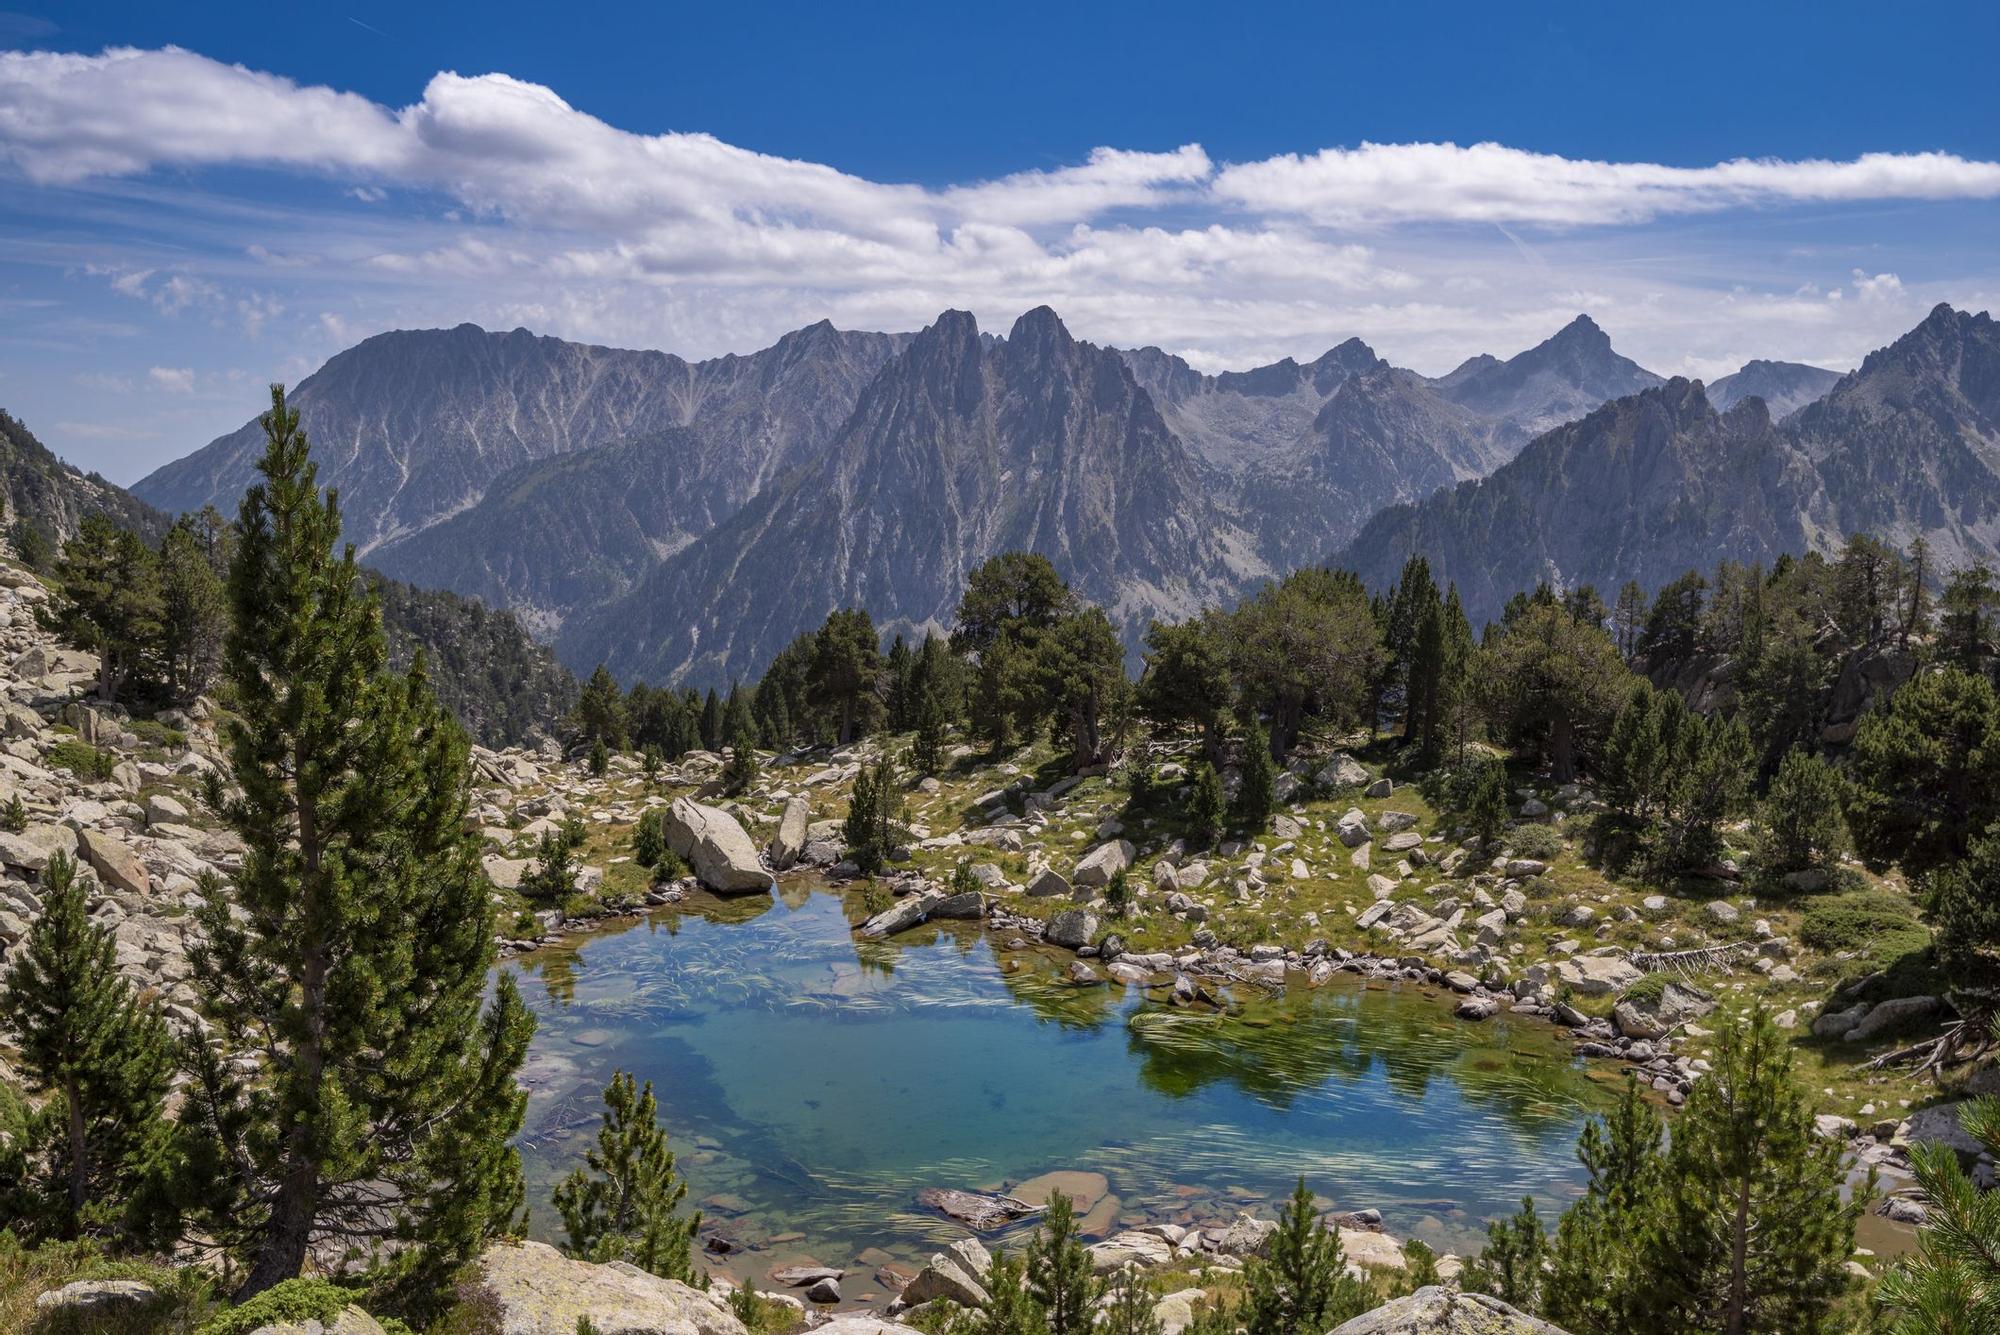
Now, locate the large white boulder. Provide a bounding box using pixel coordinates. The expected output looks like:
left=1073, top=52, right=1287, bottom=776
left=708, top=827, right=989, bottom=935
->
left=1072, top=839, right=1135, bottom=888
left=665, top=797, right=774, bottom=893
left=1330, top=1286, right=1571, bottom=1333
left=473, top=1239, right=748, bottom=1335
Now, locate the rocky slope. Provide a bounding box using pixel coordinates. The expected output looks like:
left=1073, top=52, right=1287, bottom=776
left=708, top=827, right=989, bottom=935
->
left=560, top=308, right=1265, bottom=685
left=1705, top=358, right=1840, bottom=418
left=1341, top=306, right=2000, bottom=626
left=0, top=409, right=167, bottom=545
left=135, top=320, right=908, bottom=556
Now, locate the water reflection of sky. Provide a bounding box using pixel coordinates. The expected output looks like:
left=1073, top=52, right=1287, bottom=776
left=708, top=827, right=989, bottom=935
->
left=505, top=887, right=1614, bottom=1270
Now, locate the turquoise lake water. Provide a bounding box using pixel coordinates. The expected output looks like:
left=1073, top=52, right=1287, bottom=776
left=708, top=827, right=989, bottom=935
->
left=506, top=884, right=1616, bottom=1289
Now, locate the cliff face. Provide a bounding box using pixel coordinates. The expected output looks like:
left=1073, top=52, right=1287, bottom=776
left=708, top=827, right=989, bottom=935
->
left=136, top=320, right=908, bottom=556
left=560, top=307, right=1263, bottom=685
left=1339, top=305, right=2000, bottom=627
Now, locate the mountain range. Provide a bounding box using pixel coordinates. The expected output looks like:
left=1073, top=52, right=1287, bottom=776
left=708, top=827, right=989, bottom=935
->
left=131, top=301, right=1998, bottom=685
left=1340, top=304, right=2000, bottom=623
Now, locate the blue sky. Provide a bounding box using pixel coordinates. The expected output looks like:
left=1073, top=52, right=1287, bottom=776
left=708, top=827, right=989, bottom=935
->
left=3, top=1, right=1999, bottom=482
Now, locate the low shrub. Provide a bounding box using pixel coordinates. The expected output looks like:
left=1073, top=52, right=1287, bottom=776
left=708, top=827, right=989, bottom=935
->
left=1508, top=823, right=1566, bottom=861
left=198, top=1279, right=351, bottom=1335
left=45, top=740, right=116, bottom=782
left=1800, top=891, right=1923, bottom=955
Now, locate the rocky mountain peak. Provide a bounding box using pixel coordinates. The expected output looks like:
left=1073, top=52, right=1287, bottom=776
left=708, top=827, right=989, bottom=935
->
left=1547, top=313, right=1611, bottom=351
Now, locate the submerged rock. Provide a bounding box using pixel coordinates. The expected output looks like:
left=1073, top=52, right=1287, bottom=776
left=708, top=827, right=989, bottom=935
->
left=915, top=1186, right=1039, bottom=1231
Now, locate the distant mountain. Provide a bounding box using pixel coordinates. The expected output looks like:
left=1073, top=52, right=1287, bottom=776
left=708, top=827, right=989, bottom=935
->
left=1120, top=316, right=1655, bottom=564
left=1431, top=314, right=1665, bottom=449
left=134, top=320, right=907, bottom=555
left=1790, top=304, right=2000, bottom=568
left=1339, top=305, right=2000, bottom=627
left=1339, top=382, right=1831, bottom=624
left=560, top=308, right=1265, bottom=686
left=0, top=409, right=167, bottom=546
left=1121, top=338, right=1383, bottom=474
left=1706, top=360, right=1840, bottom=418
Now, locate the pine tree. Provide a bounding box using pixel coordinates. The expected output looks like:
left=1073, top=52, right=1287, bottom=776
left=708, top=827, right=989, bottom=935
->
left=1101, top=1263, right=1164, bottom=1335
left=1542, top=1078, right=1665, bottom=1333
left=1186, top=761, right=1225, bottom=848
left=589, top=737, right=610, bottom=778
left=810, top=608, right=884, bottom=744
left=884, top=634, right=915, bottom=730
left=158, top=510, right=228, bottom=703
left=40, top=514, right=164, bottom=702
left=0, top=851, right=174, bottom=1241
left=1026, top=1191, right=1099, bottom=1335
left=182, top=385, right=535, bottom=1301
left=720, top=684, right=760, bottom=796
left=1938, top=562, right=1997, bottom=675
left=633, top=811, right=666, bottom=870
left=699, top=688, right=723, bottom=751
left=523, top=816, right=588, bottom=903
left=844, top=762, right=905, bottom=876
left=1137, top=616, right=1233, bottom=765
left=1612, top=581, right=1649, bottom=660
left=1627, top=1006, right=1865, bottom=1335
left=978, top=1248, right=1047, bottom=1335
left=574, top=663, right=628, bottom=750
left=1876, top=1097, right=2000, bottom=1332
left=1465, top=758, right=1510, bottom=852
left=911, top=684, right=948, bottom=777
left=1759, top=750, right=1848, bottom=876
left=1464, top=1196, right=1546, bottom=1313
left=1233, top=721, right=1277, bottom=831
left=553, top=1070, right=702, bottom=1285
left=1033, top=606, right=1130, bottom=771
left=1848, top=666, right=2000, bottom=877
left=1240, top=1178, right=1371, bottom=1335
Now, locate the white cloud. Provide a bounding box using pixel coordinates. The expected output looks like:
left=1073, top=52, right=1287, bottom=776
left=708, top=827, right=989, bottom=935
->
left=1213, top=141, right=2000, bottom=226
left=147, top=365, right=193, bottom=393
left=1851, top=269, right=1906, bottom=303
left=2, top=43, right=1995, bottom=475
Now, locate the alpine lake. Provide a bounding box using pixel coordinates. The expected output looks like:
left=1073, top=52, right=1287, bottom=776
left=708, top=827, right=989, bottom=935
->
left=504, top=878, right=1634, bottom=1298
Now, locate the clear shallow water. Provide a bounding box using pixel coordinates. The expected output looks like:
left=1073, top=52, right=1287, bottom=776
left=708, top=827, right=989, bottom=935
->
left=505, top=884, right=1618, bottom=1286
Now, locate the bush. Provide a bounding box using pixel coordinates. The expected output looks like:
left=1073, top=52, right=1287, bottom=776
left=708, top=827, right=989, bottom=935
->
left=1618, top=971, right=1671, bottom=1006
left=46, top=740, right=116, bottom=782
left=1509, top=823, right=1566, bottom=861
left=197, top=1278, right=351, bottom=1335
left=632, top=811, right=666, bottom=869
left=1799, top=891, right=1923, bottom=956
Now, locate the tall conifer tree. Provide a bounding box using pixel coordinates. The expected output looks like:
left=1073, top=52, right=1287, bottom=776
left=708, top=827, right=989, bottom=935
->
left=184, top=385, right=534, bottom=1301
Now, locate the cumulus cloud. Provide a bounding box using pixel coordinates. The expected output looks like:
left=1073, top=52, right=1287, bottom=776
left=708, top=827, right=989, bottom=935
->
left=1, top=43, right=1994, bottom=463
left=147, top=365, right=193, bottom=393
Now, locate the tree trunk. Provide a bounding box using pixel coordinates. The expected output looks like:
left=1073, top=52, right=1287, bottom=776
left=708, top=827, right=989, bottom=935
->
left=63, top=1072, right=86, bottom=1238
left=243, top=785, right=328, bottom=1298
left=1550, top=712, right=1576, bottom=783
left=1725, top=1176, right=1751, bottom=1335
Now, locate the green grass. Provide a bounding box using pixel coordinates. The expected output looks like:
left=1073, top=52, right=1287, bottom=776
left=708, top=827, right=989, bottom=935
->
left=0, top=1237, right=214, bottom=1335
